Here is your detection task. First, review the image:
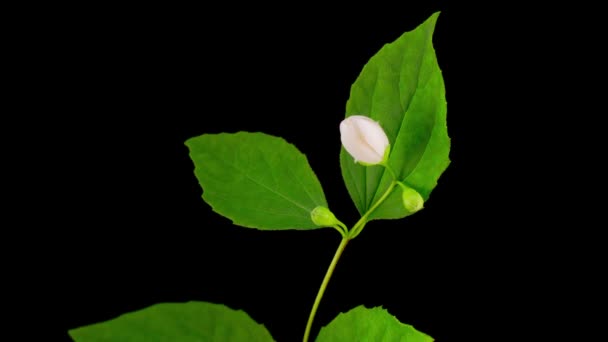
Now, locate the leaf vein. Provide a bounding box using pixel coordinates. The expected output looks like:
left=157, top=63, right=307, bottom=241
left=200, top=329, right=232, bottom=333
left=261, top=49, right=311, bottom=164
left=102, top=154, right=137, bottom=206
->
left=370, top=25, right=434, bottom=206
left=209, top=152, right=311, bottom=213
left=284, top=153, right=320, bottom=207
left=343, top=151, right=365, bottom=213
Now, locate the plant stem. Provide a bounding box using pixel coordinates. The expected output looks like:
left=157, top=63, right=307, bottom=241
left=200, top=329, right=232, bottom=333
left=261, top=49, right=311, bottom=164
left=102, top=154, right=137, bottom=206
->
left=382, top=162, right=397, bottom=181
left=303, top=237, right=349, bottom=342
left=303, top=180, right=398, bottom=340
left=332, top=224, right=347, bottom=237
left=349, top=181, right=397, bottom=239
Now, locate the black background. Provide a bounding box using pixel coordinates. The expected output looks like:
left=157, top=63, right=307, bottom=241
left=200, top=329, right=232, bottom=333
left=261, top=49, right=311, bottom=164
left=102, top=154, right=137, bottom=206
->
left=17, top=1, right=585, bottom=341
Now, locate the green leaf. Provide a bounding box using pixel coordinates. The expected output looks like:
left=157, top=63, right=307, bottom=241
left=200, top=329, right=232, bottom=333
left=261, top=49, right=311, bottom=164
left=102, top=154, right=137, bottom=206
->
left=316, top=305, right=433, bottom=342
left=186, top=132, right=329, bottom=230
left=68, top=301, right=275, bottom=342
left=340, top=12, right=450, bottom=220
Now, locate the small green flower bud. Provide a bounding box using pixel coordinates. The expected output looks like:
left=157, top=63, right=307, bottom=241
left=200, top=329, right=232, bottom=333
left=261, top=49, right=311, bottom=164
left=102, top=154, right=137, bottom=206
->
left=310, top=206, right=340, bottom=227
left=401, top=186, right=424, bottom=213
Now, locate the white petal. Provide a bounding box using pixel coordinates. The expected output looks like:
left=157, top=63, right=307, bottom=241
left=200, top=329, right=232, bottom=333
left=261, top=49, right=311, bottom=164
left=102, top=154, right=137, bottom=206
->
left=340, top=115, right=389, bottom=164
left=352, top=116, right=389, bottom=157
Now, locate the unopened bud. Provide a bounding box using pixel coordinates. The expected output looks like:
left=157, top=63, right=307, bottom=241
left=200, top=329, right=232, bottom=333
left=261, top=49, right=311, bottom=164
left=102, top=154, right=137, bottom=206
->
left=340, top=115, right=390, bottom=165
left=401, top=186, right=424, bottom=213
left=310, top=206, right=340, bottom=227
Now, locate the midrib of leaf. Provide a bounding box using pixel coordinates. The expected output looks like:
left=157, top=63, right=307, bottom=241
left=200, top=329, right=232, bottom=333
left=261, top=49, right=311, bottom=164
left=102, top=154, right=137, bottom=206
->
left=204, top=190, right=309, bottom=217
left=254, top=141, right=324, bottom=209
left=398, top=54, right=440, bottom=192
left=255, top=142, right=323, bottom=209
left=368, top=21, right=434, bottom=208
left=256, top=144, right=280, bottom=189
left=283, top=152, right=322, bottom=207
left=366, top=65, right=396, bottom=209
left=203, top=152, right=311, bottom=213
left=401, top=83, right=439, bottom=191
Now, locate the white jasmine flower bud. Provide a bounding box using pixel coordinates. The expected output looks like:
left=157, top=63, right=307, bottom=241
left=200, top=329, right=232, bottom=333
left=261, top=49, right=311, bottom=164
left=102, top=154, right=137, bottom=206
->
left=340, top=115, right=390, bottom=165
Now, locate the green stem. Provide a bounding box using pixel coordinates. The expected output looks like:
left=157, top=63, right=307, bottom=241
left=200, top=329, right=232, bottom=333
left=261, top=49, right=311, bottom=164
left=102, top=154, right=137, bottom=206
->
left=303, top=172, right=398, bottom=341
left=349, top=181, right=397, bottom=239
left=332, top=224, right=347, bottom=237
left=382, top=162, right=397, bottom=181
left=396, top=180, right=409, bottom=191
left=303, top=237, right=349, bottom=342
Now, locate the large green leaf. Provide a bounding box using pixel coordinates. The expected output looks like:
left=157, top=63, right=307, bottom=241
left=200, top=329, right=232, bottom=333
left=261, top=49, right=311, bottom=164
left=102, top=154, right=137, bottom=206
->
left=340, top=12, right=450, bottom=220
left=69, top=301, right=275, bottom=341
left=186, top=132, right=329, bottom=230
left=316, top=305, right=433, bottom=342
